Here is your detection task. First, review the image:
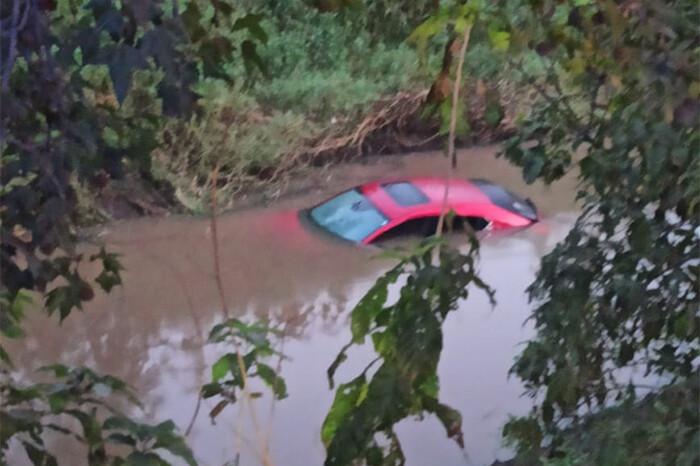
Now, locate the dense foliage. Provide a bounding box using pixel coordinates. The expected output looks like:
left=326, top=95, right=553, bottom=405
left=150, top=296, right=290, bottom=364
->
left=324, top=0, right=699, bottom=464
left=493, top=0, right=699, bottom=463
left=323, top=239, right=493, bottom=465
left=1, top=0, right=698, bottom=465
left=1, top=0, right=266, bottom=462
left=203, top=318, right=288, bottom=421
left=0, top=0, right=266, bottom=352
left=1, top=364, right=196, bottom=465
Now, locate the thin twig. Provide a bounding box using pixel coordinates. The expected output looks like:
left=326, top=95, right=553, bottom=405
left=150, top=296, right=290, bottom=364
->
left=138, top=249, right=206, bottom=438
left=264, top=321, right=289, bottom=461
left=435, top=23, right=472, bottom=239
left=210, top=154, right=271, bottom=466
left=1, top=0, right=21, bottom=88
left=210, top=158, right=230, bottom=319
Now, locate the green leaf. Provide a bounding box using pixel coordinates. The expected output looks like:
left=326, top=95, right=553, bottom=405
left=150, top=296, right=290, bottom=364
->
left=48, top=392, right=69, bottom=413
left=199, top=36, right=234, bottom=82
left=241, top=40, right=267, bottom=76
left=108, top=45, right=144, bottom=106
left=371, top=330, right=396, bottom=358
left=105, top=432, right=136, bottom=446
left=503, top=417, right=543, bottom=451
left=151, top=428, right=197, bottom=466
left=211, top=355, right=233, bottom=382
left=429, top=401, right=464, bottom=448
left=1, top=322, right=25, bottom=339
left=618, top=342, right=635, bottom=365
left=579, top=155, right=596, bottom=177
left=454, top=17, right=469, bottom=34
left=647, top=143, right=666, bottom=175
left=97, top=9, right=124, bottom=41
left=232, top=14, right=268, bottom=43
left=351, top=279, right=389, bottom=343
left=327, top=348, right=349, bottom=389
left=38, top=364, right=70, bottom=378
left=0, top=344, right=12, bottom=367
left=523, top=153, right=545, bottom=184
left=419, top=375, right=439, bottom=399
left=255, top=363, right=287, bottom=399
left=103, top=415, right=139, bottom=435
left=200, top=383, right=223, bottom=398
left=439, top=99, right=452, bottom=136
left=566, top=55, right=586, bottom=77
left=408, top=8, right=450, bottom=43
left=65, top=409, right=103, bottom=453
left=45, top=287, right=76, bottom=321
left=211, top=0, right=234, bottom=17
left=124, top=451, right=165, bottom=466
left=181, top=2, right=205, bottom=42
left=485, top=99, right=505, bottom=126
left=95, top=270, right=122, bottom=293
left=488, top=29, right=511, bottom=52
left=321, top=375, right=367, bottom=447
left=1, top=409, right=42, bottom=450
left=628, top=218, right=651, bottom=252
left=22, top=441, right=58, bottom=466
left=551, top=4, right=571, bottom=26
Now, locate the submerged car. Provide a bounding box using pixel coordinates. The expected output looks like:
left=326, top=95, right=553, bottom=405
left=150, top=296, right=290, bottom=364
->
left=300, top=178, right=539, bottom=244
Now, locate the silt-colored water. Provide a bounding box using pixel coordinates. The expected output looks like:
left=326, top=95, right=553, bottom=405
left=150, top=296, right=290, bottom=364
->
left=6, top=146, right=578, bottom=465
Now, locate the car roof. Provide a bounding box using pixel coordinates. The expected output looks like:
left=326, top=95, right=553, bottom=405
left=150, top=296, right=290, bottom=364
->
left=358, top=177, right=494, bottom=220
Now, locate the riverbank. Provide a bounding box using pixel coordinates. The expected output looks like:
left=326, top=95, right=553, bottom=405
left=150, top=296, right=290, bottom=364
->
left=80, top=85, right=522, bottom=223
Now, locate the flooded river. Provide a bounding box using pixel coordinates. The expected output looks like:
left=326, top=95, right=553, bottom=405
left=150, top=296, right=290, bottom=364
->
left=7, top=146, right=579, bottom=465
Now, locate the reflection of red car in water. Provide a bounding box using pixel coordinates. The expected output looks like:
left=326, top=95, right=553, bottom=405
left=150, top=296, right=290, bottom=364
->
left=300, top=178, right=539, bottom=244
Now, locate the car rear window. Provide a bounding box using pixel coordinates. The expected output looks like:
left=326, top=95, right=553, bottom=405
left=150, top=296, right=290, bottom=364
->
left=382, top=182, right=430, bottom=207
left=470, top=179, right=538, bottom=221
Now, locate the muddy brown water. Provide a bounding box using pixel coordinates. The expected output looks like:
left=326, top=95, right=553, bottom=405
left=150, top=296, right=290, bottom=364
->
left=6, top=146, right=579, bottom=465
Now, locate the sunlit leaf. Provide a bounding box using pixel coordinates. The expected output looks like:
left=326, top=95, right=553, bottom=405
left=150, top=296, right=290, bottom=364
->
left=488, top=29, right=510, bottom=52
left=211, top=354, right=234, bottom=383
left=321, top=375, right=367, bottom=447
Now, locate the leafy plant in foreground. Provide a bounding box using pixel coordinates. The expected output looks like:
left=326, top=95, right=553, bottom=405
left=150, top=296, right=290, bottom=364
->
left=0, top=0, right=267, bottom=343
left=0, top=364, right=196, bottom=465
left=322, top=239, right=493, bottom=465
left=202, top=318, right=288, bottom=423
left=535, top=377, right=699, bottom=466
left=494, top=0, right=699, bottom=462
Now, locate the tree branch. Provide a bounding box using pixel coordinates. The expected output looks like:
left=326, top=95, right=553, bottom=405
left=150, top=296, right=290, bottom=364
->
left=435, top=23, right=472, bottom=239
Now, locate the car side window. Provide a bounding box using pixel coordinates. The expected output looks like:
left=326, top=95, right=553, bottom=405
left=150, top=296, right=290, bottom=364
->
left=371, top=215, right=491, bottom=244
left=461, top=216, right=490, bottom=232
left=372, top=217, right=439, bottom=243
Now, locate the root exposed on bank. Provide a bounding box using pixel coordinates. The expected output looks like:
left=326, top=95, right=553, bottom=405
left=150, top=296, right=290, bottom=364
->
left=298, top=89, right=433, bottom=164
left=270, top=84, right=516, bottom=181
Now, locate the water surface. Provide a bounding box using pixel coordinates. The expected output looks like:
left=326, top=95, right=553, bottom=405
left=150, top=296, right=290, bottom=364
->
left=7, top=146, right=578, bottom=465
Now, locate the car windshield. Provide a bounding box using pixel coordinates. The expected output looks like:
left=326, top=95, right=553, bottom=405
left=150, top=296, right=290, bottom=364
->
left=310, top=189, right=389, bottom=242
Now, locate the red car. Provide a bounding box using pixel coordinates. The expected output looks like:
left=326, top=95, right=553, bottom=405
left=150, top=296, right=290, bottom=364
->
left=301, top=178, right=539, bottom=244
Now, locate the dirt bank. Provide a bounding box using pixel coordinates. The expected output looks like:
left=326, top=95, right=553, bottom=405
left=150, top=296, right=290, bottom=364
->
left=92, top=88, right=519, bottom=221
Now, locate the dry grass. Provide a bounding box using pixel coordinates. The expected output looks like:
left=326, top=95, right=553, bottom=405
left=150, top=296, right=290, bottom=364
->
left=149, top=79, right=526, bottom=213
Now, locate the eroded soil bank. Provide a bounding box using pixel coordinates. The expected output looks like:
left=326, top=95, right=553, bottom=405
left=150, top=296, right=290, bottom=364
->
left=90, top=89, right=520, bottom=221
